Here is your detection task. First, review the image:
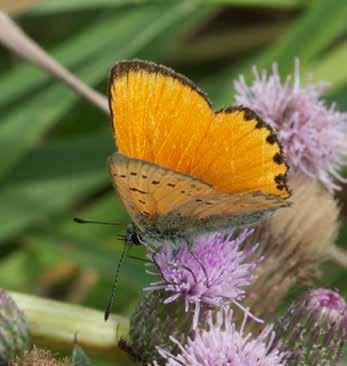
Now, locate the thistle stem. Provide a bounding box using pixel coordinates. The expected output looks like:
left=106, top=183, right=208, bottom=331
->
left=0, top=11, right=109, bottom=114
left=9, top=291, right=130, bottom=362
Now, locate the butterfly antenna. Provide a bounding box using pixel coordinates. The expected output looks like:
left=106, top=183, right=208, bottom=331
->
left=73, top=217, right=121, bottom=226
left=116, top=234, right=126, bottom=241
left=104, top=242, right=130, bottom=321
left=127, top=255, right=151, bottom=264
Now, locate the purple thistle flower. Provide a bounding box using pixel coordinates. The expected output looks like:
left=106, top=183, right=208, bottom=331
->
left=154, top=308, right=288, bottom=366
left=234, top=60, right=347, bottom=192
left=145, top=229, right=262, bottom=329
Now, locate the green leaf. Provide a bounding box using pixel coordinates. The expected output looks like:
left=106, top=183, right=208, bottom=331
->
left=203, top=0, right=304, bottom=6
left=263, top=0, right=347, bottom=71
left=327, top=85, right=347, bottom=109
left=170, top=21, right=289, bottom=64
left=0, top=131, right=112, bottom=242
left=72, top=343, right=91, bottom=366
left=310, top=42, right=347, bottom=90
left=30, top=0, right=304, bottom=15
left=30, top=0, right=150, bottom=14
left=201, top=0, right=347, bottom=106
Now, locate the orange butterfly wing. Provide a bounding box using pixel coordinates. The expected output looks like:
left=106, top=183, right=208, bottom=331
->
left=109, top=60, right=213, bottom=173
left=191, top=107, right=289, bottom=199
left=109, top=60, right=290, bottom=202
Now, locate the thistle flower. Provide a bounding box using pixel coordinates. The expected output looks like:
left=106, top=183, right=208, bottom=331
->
left=146, top=229, right=262, bottom=328
left=240, top=175, right=340, bottom=322
left=0, top=289, right=30, bottom=366
left=234, top=60, right=347, bottom=192
left=154, top=308, right=288, bottom=366
left=273, top=288, right=347, bottom=365
left=129, top=229, right=262, bottom=363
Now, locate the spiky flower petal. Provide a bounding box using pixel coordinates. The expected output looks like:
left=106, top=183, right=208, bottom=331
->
left=154, top=308, right=288, bottom=366
left=273, top=288, right=347, bottom=365
left=234, top=61, right=347, bottom=192
left=146, top=229, right=262, bottom=328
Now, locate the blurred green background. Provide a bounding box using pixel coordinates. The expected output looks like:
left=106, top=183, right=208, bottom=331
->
left=0, top=0, right=346, bottom=364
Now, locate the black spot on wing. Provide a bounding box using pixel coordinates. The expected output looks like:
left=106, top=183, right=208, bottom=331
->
left=266, top=134, right=277, bottom=145
left=273, top=152, right=284, bottom=165
left=275, top=174, right=285, bottom=184
left=130, top=187, right=147, bottom=194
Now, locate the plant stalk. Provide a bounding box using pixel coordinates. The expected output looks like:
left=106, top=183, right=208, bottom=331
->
left=9, top=291, right=130, bottom=362
left=0, top=11, right=109, bottom=114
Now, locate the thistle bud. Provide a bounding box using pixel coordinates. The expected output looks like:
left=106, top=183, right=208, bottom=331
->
left=129, top=290, right=192, bottom=364
left=242, top=174, right=340, bottom=322
left=273, top=288, right=347, bottom=365
left=0, top=289, right=30, bottom=365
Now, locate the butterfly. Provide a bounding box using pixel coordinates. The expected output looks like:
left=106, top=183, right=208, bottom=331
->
left=108, top=60, right=290, bottom=246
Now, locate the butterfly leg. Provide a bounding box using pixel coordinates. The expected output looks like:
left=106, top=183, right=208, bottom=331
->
left=184, top=238, right=210, bottom=287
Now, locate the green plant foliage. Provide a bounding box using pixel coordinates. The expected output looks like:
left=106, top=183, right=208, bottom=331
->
left=0, top=0, right=346, bottom=364
left=72, top=343, right=91, bottom=366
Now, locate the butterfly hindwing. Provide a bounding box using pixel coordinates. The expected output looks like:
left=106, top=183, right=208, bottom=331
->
left=108, top=153, right=213, bottom=229
left=161, top=191, right=289, bottom=233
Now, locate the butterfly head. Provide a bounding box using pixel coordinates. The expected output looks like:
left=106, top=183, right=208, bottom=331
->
left=125, top=223, right=143, bottom=246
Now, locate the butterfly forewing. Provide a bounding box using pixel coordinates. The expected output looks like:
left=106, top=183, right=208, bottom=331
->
left=109, top=60, right=290, bottom=201
left=191, top=108, right=289, bottom=199
left=108, top=153, right=213, bottom=228
left=109, top=60, right=213, bottom=173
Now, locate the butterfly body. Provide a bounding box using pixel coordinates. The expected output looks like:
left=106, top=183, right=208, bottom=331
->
left=125, top=208, right=276, bottom=247
left=108, top=60, right=290, bottom=247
